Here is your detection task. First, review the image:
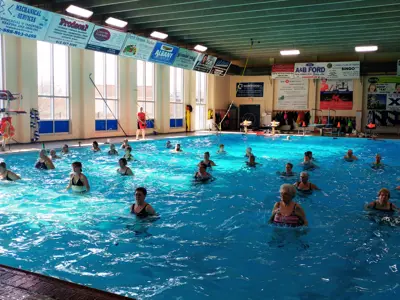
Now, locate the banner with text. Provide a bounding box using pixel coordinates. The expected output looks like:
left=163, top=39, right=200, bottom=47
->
left=366, top=77, right=400, bottom=111
left=294, top=61, right=360, bottom=79
left=276, top=78, right=308, bottom=109
left=172, top=48, right=199, bottom=70
left=193, top=54, right=217, bottom=73
left=44, top=13, right=94, bottom=49
left=236, top=82, right=264, bottom=97
left=320, top=79, right=353, bottom=110
left=86, top=25, right=127, bottom=55
left=120, top=34, right=156, bottom=61
left=149, top=42, right=179, bottom=65
left=272, top=64, right=294, bottom=79
left=0, top=0, right=52, bottom=40
left=210, top=58, right=231, bottom=76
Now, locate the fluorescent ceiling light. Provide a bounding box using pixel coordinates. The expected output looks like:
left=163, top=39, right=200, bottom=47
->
left=280, top=49, right=300, bottom=56
left=150, top=31, right=168, bottom=40
left=194, top=44, right=207, bottom=52
left=105, top=17, right=128, bottom=28
left=66, top=5, right=93, bottom=19
left=355, top=45, right=378, bottom=52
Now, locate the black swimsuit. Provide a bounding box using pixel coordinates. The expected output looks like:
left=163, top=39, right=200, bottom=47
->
left=296, top=181, right=312, bottom=193
left=132, top=204, right=150, bottom=218
left=1, top=171, right=12, bottom=181
left=71, top=175, right=84, bottom=186
left=120, top=168, right=130, bottom=176
left=35, top=161, right=48, bottom=170
left=373, top=202, right=394, bottom=212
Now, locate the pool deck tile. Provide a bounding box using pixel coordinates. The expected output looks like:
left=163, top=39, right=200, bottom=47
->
left=0, top=265, right=134, bottom=300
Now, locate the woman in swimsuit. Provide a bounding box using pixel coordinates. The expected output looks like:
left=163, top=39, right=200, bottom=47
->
left=217, top=144, right=226, bottom=154
left=121, top=139, right=129, bottom=150
left=62, top=144, right=69, bottom=154
left=124, top=146, right=134, bottom=161
left=372, top=153, right=383, bottom=169
left=366, top=188, right=398, bottom=212
left=166, top=141, right=173, bottom=149
left=50, top=149, right=61, bottom=160
left=131, top=187, right=156, bottom=218
left=173, top=144, right=182, bottom=152
left=246, top=155, right=259, bottom=167
left=92, top=141, right=101, bottom=152
left=302, top=152, right=316, bottom=170
left=277, top=163, right=294, bottom=177
left=269, top=184, right=308, bottom=227
left=0, top=162, right=20, bottom=181
left=198, top=152, right=216, bottom=168
left=118, top=158, right=133, bottom=176
left=194, top=163, right=212, bottom=181
left=35, top=149, right=55, bottom=170
left=66, top=162, right=90, bottom=193
left=294, top=172, right=319, bottom=192
left=108, top=144, right=118, bottom=155
left=344, top=149, right=357, bottom=161
left=245, top=147, right=253, bottom=158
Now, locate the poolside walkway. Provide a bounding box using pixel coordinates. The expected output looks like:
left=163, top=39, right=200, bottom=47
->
left=0, top=264, right=134, bottom=300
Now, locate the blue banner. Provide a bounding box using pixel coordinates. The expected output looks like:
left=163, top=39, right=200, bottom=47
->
left=236, top=82, right=264, bottom=97
left=148, top=42, right=179, bottom=65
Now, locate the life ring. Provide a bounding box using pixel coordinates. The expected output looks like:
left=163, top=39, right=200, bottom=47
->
left=0, top=117, right=15, bottom=139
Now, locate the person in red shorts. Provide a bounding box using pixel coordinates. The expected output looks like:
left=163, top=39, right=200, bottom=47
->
left=136, top=107, right=147, bottom=140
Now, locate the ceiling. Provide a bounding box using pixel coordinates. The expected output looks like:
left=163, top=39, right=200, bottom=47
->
left=26, top=0, right=400, bottom=66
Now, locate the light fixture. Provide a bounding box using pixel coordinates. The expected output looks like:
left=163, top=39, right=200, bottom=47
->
left=355, top=45, right=378, bottom=52
left=150, top=31, right=168, bottom=40
left=194, top=44, right=208, bottom=52
left=280, top=49, right=300, bottom=56
left=66, top=5, right=93, bottom=19
left=105, top=17, right=128, bottom=28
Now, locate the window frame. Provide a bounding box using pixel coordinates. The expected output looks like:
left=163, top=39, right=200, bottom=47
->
left=0, top=35, right=3, bottom=110
left=137, top=61, right=155, bottom=127
left=169, top=67, right=184, bottom=128
left=195, top=72, right=207, bottom=130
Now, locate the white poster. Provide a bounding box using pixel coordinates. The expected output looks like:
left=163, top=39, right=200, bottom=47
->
left=86, top=25, right=127, bottom=55
left=276, top=78, right=309, bottom=110
left=173, top=48, right=199, bottom=70
left=294, top=61, right=360, bottom=79
left=120, top=34, right=156, bottom=61
left=0, top=0, right=52, bottom=40
left=44, top=13, right=94, bottom=49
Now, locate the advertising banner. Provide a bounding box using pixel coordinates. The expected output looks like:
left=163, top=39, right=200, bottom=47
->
left=366, top=77, right=400, bottom=111
left=320, top=79, right=353, bottom=110
left=148, top=41, right=179, bottom=65
left=172, top=48, right=199, bottom=70
left=272, top=64, right=294, bottom=79
left=276, top=78, right=308, bottom=109
left=193, top=54, right=217, bottom=73
left=0, top=0, right=52, bottom=40
left=210, top=58, right=231, bottom=76
left=86, top=25, right=127, bottom=55
left=44, top=13, right=94, bottom=48
left=294, top=61, right=360, bottom=79
left=120, top=34, right=156, bottom=61
left=236, top=82, right=264, bottom=97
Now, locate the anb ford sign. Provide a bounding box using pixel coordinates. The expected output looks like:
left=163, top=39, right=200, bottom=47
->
left=294, top=61, right=359, bottom=79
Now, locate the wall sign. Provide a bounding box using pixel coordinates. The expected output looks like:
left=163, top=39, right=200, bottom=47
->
left=294, top=61, right=360, bottom=79
left=193, top=54, right=217, bottom=73
left=320, top=79, right=353, bottom=110
left=120, top=34, right=156, bottom=61
left=148, top=41, right=179, bottom=65
left=276, top=78, right=308, bottom=109
left=0, top=0, right=52, bottom=40
left=366, top=77, right=400, bottom=112
left=272, top=64, right=294, bottom=79
left=172, top=48, right=199, bottom=70
left=44, top=13, right=94, bottom=48
left=397, top=59, right=400, bottom=77
left=236, top=82, right=264, bottom=97
left=210, top=58, right=231, bottom=76
left=86, top=25, right=127, bottom=55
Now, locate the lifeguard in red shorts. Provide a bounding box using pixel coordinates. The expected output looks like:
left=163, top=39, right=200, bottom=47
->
left=136, top=107, right=147, bottom=140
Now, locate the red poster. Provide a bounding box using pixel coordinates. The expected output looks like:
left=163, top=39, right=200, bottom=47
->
left=272, top=64, right=294, bottom=78
left=320, top=79, right=353, bottom=110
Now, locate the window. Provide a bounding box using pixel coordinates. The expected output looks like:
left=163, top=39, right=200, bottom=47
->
left=195, top=72, right=207, bottom=130
left=137, top=60, right=155, bottom=128
left=94, top=52, right=119, bottom=131
left=37, top=41, right=70, bottom=134
left=0, top=36, right=3, bottom=110
left=170, top=67, right=184, bottom=128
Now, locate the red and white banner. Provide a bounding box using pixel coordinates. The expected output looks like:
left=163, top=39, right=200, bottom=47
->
left=272, top=64, right=294, bottom=79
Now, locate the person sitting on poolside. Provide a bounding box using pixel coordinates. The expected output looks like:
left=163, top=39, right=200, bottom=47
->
left=117, top=158, right=133, bottom=176
left=124, top=146, right=134, bottom=161
left=92, top=141, right=101, bottom=152
left=366, top=188, right=398, bottom=212
left=166, top=141, right=173, bottom=149
left=277, top=163, right=295, bottom=177
left=173, top=144, right=182, bottom=152
left=50, top=149, right=61, bottom=160
left=121, top=139, right=129, bottom=150
left=245, top=147, right=253, bottom=158
left=66, top=161, right=90, bottom=193
left=108, top=144, right=118, bottom=155
left=131, top=187, right=156, bottom=218
left=269, top=184, right=308, bottom=227
left=294, top=171, right=319, bottom=193
left=199, top=151, right=216, bottom=168
left=0, top=162, right=20, bottom=181
left=246, top=155, right=259, bottom=167
left=35, top=149, right=55, bottom=170
left=217, top=144, right=226, bottom=154
left=61, top=144, right=69, bottom=154
left=344, top=149, right=357, bottom=161
left=372, top=153, right=383, bottom=169
left=194, top=163, right=212, bottom=181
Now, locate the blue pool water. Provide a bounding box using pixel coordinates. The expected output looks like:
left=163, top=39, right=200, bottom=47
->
left=1, top=134, right=400, bottom=299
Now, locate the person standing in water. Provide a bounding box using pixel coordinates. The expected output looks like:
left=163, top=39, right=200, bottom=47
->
left=66, top=162, right=90, bottom=193
left=136, top=107, right=147, bottom=140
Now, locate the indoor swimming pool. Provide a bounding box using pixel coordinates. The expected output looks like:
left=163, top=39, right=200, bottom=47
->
left=0, top=134, right=399, bottom=299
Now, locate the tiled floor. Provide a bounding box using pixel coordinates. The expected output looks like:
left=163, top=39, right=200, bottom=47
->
left=0, top=264, right=133, bottom=300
